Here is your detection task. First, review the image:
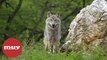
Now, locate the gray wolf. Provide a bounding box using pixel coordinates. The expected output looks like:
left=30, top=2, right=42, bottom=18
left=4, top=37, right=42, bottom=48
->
left=43, top=11, right=61, bottom=53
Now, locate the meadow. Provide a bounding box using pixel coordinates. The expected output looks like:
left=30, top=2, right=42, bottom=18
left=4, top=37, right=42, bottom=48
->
left=0, top=41, right=106, bottom=60
left=0, top=0, right=107, bottom=60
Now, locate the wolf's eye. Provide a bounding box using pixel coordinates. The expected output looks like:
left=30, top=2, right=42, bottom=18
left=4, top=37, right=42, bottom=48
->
left=54, top=19, right=57, bottom=21
left=55, top=19, right=59, bottom=22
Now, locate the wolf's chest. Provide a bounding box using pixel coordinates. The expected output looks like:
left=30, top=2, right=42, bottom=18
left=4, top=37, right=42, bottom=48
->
left=50, top=36, right=57, bottom=42
left=49, top=32, right=58, bottom=40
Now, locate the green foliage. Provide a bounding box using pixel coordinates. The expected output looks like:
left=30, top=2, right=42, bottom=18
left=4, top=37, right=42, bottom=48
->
left=1, top=0, right=107, bottom=60
left=0, top=0, right=93, bottom=40
left=0, top=1, right=95, bottom=51
left=0, top=42, right=106, bottom=60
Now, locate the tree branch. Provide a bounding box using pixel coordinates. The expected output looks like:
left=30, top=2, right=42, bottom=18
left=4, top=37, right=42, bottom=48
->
left=4, top=0, right=23, bottom=39
left=7, top=0, right=22, bottom=23
left=62, top=7, right=81, bottom=21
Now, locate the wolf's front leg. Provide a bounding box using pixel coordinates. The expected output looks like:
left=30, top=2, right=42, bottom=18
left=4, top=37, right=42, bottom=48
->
left=53, top=43, right=59, bottom=53
left=44, top=43, right=48, bottom=51
left=47, top=42, right=53, bottom=53
left=53, top=45, right=57, bottom=53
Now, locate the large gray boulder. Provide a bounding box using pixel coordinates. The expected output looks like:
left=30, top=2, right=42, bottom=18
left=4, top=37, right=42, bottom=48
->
left=61, top=0, right=107, bottom=52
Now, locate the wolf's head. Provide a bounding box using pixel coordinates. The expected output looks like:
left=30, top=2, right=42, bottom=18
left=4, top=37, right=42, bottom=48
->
left=46, top=11, right=61, bottom=30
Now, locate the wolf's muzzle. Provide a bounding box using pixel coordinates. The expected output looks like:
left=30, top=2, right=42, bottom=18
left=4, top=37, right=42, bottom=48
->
left=52, top=24, right=55, bottom=28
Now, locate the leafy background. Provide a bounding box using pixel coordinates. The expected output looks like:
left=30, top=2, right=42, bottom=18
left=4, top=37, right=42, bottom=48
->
left=1, top=0, right=107, bottom=60
left=0, top=0, right=93, bottom=45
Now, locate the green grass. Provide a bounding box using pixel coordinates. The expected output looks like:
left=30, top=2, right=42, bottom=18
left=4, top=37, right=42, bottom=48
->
left=0, top=42, right=107, bottom=60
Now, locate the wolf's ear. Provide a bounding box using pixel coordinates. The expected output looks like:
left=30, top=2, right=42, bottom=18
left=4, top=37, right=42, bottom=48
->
left=56, top=13, right=60, bottom=18
left=47, top=11, right=52, bottom=17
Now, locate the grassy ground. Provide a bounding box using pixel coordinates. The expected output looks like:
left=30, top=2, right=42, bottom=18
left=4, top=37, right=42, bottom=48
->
left=0, top=42, right=107, bottom=60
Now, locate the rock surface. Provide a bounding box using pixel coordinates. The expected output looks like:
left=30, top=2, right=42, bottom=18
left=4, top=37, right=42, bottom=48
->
left=61, top=0, right=107, bottom=52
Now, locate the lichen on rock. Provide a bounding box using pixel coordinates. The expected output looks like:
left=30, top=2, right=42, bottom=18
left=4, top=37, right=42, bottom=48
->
left=61, top=0, right=107, bottom=52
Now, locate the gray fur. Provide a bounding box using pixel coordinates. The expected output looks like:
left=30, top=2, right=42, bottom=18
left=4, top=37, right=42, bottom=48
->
left=43, top=12, right=61, bottom=53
